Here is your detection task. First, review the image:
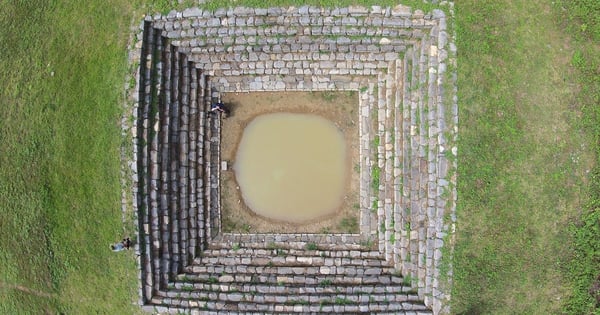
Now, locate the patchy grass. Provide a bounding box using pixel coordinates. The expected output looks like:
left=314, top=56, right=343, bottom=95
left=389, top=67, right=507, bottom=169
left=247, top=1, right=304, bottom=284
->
left=338, top=216, right=359, bottom=233
left=453, top=1, right=597, bottom=314
left=555, top=0, right=600, bottom=313
left=199, top=0, right=440, bottom=12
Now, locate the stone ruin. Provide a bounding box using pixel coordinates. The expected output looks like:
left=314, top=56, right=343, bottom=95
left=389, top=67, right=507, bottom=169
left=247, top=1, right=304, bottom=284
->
left=126, top=3, right=457, bottom=314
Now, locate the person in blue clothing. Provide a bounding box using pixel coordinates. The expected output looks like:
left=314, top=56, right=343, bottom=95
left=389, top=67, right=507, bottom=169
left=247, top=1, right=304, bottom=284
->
left=111, top=237, right=131, bottom=252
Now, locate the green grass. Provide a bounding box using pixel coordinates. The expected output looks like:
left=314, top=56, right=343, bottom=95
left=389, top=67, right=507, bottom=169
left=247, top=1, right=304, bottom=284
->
left=0, top=0, right=141, bottom=314
left=556, top=1, right=600, bottom=313
left=453, top=1, right=599, bottom=314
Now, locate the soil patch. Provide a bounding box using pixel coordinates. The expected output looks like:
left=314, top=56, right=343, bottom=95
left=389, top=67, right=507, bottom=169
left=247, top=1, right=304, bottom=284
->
left=220, top=91, right=359, bottom=233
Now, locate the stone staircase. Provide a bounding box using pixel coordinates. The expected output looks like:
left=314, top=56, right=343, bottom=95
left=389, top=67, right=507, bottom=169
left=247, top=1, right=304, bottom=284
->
left=150, top=233, right=428, bottom=314
left=135, top=21, right=222, bottom=299
left=129, top=4, right=456, bottom=314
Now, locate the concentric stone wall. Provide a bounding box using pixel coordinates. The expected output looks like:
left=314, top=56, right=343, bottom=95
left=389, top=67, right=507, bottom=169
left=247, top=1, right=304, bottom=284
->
left=125, top=4, right=457, bottom=314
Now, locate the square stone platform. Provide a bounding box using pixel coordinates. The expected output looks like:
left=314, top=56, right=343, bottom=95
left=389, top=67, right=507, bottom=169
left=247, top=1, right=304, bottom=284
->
left=127, top=4, right=457, bottom=314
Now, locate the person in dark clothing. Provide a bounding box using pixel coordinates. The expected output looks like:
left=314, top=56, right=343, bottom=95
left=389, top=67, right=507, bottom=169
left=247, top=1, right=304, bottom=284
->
left=209, top=102, right=229, bottom=117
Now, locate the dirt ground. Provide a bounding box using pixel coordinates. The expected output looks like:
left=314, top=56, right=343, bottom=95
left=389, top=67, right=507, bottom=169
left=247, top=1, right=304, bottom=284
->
left=219, top=91, right=360, bottom=233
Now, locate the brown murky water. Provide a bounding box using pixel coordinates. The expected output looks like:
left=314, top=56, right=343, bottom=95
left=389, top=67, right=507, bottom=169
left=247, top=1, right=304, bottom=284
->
left=233, top=113, right=347, bottom=223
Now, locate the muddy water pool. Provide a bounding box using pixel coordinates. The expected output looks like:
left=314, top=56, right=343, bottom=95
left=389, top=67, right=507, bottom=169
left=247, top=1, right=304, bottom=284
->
left=233, top=113, right=347, bottom=223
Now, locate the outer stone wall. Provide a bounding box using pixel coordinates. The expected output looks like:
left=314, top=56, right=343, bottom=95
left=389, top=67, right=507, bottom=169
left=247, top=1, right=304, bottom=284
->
left=123, top=4, right=457, bottom=314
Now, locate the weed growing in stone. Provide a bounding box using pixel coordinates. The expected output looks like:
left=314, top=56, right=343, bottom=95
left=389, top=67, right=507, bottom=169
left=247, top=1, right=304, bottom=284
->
left=319, top=279, right=333, bottom=286
left=305, top=242, right=318, bottom=250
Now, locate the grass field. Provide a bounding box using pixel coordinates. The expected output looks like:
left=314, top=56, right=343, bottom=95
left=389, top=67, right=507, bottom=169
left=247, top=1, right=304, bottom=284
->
left=454, top=1, right=600, bottom=314
left=0, top=1, right=141, bottom=314
left=0, top=0, right=598, bottom=314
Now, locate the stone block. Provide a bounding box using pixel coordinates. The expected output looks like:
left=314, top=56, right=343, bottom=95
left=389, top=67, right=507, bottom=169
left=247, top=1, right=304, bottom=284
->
left=182, top=7, right=202, bottom=18
left=391, top=4, right=412, bottom=17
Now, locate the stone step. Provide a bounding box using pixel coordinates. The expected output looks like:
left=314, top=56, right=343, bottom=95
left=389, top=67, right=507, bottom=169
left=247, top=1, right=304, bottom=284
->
left=203, top=76, right=214, bottom=240
left=397, top=47, right=415, bottom=276
left=375, top=73, right=386, bottom=254
left=187, top=55, right=403, bottom=78
left=167, top=281, right=413, bottom=296
left=401, top=42, right=424, bottom=296
left=176, top=53, right=191, bottom=269
left=158, top=4, right=436, bottom=20
left=416, top=37, right=433, bottom=299
left=154, top=7, right=437, bottom=27
left=205, top=78, right=221, bottom=239
left=138, top=20, right=160, bottom=300
left=382, top=63, right=398, bottom=265
left=143, top=297, right=430, bottom=314
left=177, top=39, right=414, bottom=57
left=392, top=58, right=406, bottom=272
left=359, top=82, right=379, bottom=238
left=182, top=45, right=411, bottom=62
left=217, top=232, right=364, bottom=244
left=213, top=74, right=370, bottom=92
left=207, top=239, right=371, bottom=252
left=189, top=57, right=395, bottom=76
left=422, top=24, right=444, bottom=304
left=181, top=267, right=396, bottom=283
left=203, top=242, right=381, bottom=254
left=154, top=291, right=423, bottom=310
left=145, top=25, right=169, bottom=290
left=155, top=38, right=173, bottom=289
left=210, top=233, right=371, bottom=251
left=154, top=17, right=433, bottom=40
left=179, top=269, right=401, bottom=286
left=182, top=39, right=413, bottom=55
left=186, top=65, right=199, bottom=261
left=196, top=71, right=209, bottom=251
left=194, top=250, right=389, bottom=268
left=186, top=67, right=211, bottom=259
left=166, top=47, right=182, bottom=278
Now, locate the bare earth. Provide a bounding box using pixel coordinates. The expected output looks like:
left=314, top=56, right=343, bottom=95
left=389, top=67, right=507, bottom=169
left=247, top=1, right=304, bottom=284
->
left=219, top=91, right=359, bottom=233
